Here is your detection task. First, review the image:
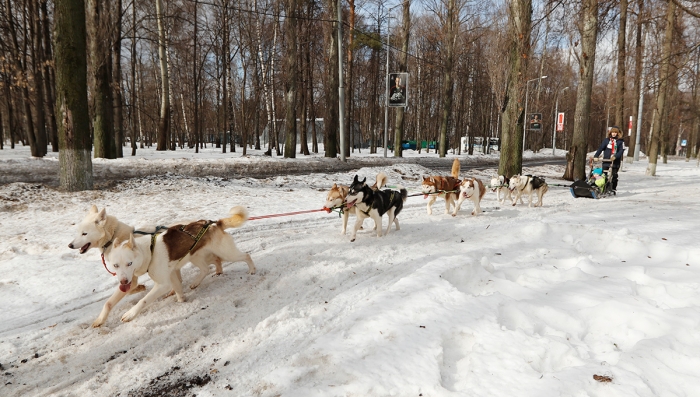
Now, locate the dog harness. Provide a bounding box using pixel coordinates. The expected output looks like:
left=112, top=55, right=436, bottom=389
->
left=180, top=220, right=214, bottom=252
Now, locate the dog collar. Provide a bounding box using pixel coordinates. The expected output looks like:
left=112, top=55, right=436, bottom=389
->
left=101, top=253, right=116, bottom=276
left=101, top=240, right=113, bottom=253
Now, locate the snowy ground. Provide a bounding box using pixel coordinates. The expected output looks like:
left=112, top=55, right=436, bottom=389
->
left=1, top=145, right=700, bottom=397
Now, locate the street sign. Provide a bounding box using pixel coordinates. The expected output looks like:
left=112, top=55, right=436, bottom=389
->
left=528, top=113, right=542, bottom=131
left=556, top=112, right=564, bottom=132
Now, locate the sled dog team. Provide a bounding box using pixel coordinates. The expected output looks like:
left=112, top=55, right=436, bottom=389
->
left=70, top=158, right=548, bottom=326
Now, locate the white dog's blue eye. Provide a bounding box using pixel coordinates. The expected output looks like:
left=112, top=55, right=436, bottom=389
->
left=113, top=264, right=119, bottom=268
left=127, top=262, right=132, bottom=267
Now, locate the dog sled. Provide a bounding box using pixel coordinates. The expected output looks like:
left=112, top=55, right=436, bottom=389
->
left=570, top=158, right=615, bottom=199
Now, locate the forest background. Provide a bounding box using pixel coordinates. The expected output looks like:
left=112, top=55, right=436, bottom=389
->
left=0, top=0, right=699, bottom=189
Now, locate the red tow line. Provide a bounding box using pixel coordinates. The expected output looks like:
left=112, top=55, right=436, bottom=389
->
left=248, top=208, right=329, bottom=221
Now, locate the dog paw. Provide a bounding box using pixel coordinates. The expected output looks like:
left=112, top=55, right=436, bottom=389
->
left=189, top=283, right=200, bottom=290
left=165, top=290, right=175, bottom=298
left=121, top=309, right=138, bottom=323
left=451, top=213, right=457, bottom=217
left=177, top=295, right=187, bottom=303
left=91, top=320, right=104, bottom=328
left=350, top=238, right=356, bottom=242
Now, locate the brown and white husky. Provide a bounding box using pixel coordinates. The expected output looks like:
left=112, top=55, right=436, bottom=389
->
left=95, top=207, right=254, bottom=326
left=420, top=158, right=461, bottom=215
left=453, top=177, right=487, bottom=216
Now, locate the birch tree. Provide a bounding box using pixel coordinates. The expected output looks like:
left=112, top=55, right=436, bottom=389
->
left=155, top=0, right=170, bottom=151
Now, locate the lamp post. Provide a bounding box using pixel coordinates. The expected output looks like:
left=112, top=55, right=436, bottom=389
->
left=383, top=3, right=402, bottom=158
left=553, top=86, right=569, bottom=155
left=523, top=75, right=547, bottom=153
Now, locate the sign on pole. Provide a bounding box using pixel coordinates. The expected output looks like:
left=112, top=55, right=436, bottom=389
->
left=388, top=72, right=408, bottom=107
left=628, top=116, right=633, bottom=136
left=528, top=113, right=542, bottom=131
left=556, top=112, right=564, bottom=132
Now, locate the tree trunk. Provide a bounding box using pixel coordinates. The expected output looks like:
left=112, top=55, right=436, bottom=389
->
left=113, top=0, right=124, bottom=157
left=55, top=0, right=93, bottom=191
left=29, top=0, right=48, bottom=157
left=324, top=0, right=339, bottom=158
left=88, top=0, right=115, bottom=158
left=6, top=0, right=39, bottom=156
left=41, top=0, right=58, bottom=152
left=155, top=0, right=170, bottom=151
left=283, top=0, right=298, bottom=158
left=615, top=0, right=628, bottom=128
left=498, top=0, right=532, bottom=177
left=569, top=0, right=598, bottom=181
left=646, top=0, right=675, bottom=176
left=438, top=0, right=456, bottom=158
left=130, top=0, right=137, bottom=155
left=628, top=0, right=644, bottom=163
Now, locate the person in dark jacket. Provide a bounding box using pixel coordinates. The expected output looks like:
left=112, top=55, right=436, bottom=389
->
left=593, top=126, right=625, bottom=192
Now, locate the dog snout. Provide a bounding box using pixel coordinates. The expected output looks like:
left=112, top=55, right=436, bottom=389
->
left=120, top=278, right=130, bottom=285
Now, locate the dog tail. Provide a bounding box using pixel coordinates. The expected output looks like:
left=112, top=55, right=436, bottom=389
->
left=398, top=186, right=408, bottom=202
left=451, top=158, right=460, bottom=179
left=375, top=172, right=388, bottom=190
left=218, top=206, right=249, bottom=229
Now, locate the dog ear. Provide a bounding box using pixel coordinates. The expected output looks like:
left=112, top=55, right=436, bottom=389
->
left=89, top=204, right=98, bottom=214
left=96, top=208, right=107, bottom=225
left=361, top=177, right=366, bottom=184
left=113, top=237, right=121, bottom=247
left=353, top=175, right=359, bottom=183
left=332, top=183, right=337, bottom=189
left=127, top=234, right=134, bottom=249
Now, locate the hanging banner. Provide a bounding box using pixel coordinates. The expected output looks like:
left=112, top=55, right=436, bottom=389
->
left=556, top=112, right=565, bottom=132
left=528, top=113, right=542, bottom=131
left=388, top=73, right=408, bottom=107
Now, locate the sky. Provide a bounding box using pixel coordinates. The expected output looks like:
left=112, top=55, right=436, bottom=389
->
left=1, top=145, right=699, bottom=397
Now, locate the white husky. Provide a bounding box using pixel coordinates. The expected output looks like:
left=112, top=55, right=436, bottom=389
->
left=93, top=207, right=254, bottom=326
left=490, top=175, right=522, bottom=205
left=69, top=205, right=148, bottom=294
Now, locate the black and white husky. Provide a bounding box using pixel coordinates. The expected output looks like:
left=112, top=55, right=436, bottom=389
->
left=509, top=174, right=549, bottom=207
left=345, top=175, right=408, bottom=242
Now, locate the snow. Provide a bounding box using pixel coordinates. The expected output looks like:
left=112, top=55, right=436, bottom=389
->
left=1, top=144, right=700, bottom=396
